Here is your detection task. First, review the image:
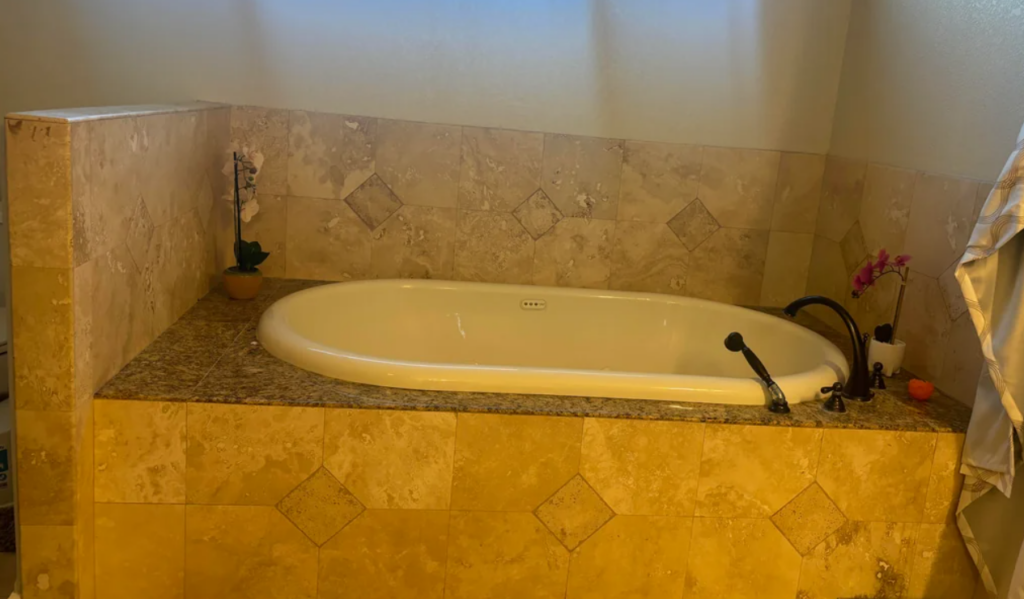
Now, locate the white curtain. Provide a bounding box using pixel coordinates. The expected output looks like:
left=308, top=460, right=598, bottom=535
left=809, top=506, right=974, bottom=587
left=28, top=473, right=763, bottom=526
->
left=956, top=121, right=1024, bottom=599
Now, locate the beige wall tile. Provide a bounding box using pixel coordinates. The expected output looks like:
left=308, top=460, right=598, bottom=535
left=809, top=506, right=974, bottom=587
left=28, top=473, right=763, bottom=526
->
left=459, top=127, right=543, bottom=212
left=901, top=271, right=953, bottom=380
left=770, top=482, right=847, bottom=555
left=541, top=134, right=623, bottom=220
left=923, top=434, right=966, bottom=523
left=323, top=409, right=457, bottom=510
left=687, top=228, right=769, bottom=305
left=319, top=510, right=449, bottom=599
left=580, top=418, right=703, bottom=516
left=376, top=119, right=461, bottom=208
left=277, top=467, right=364, bottom=545
left=287, top=111, right=375, bottom=201
left=512, top=190, right=563, bottom=240
left=186, top=403, right=324, bottom=505
left=21, top=525, right=76, bottom=599
left=533, top=218, right=615, bottom=289
left=667, top=198, right=720, bottom=251
left=17, top=411, right=76, bottom=526
left=816, top=156, right=867, bottom=242
left=805, top=235, right=849, bottom=331
left=231, top=106, right=289, bottom=195
left=445, top=511, right=569, bottom=599
left=759, top=231, right=813, bottom=307
left=534, top=475, right=614, bottom=551
left=7, top=119, right=72, bottom=268
left=94, top=400, right=185, bottom=504
left=618, top=141, right=702, bottom=223
left=88, top=244, right=153, bottom=389
left=185, top=505, right=318, bottom=599
left=797, top=521, right=917, bottom=599
left=904, top=174, right=980, bottom=278
left=684, top=517, right=801, bottom=599
left=344, top=174, right=402, bottom=230
left=860, top=163, right=918, bottom=255
left=939, top=262, right=968, bottom=320
left=95, top=504, right=184, bottom=599
left=845, top=255, right=902, bottom=337
left=840, top=221, right=868, bottom=274
left=370, top=205, right=456, bottom=280
left=453, top=211, right=534, bottom=284
left=241, top=193, right=287, bottom=277
left=937, top=316, right=985, bottom=406
left=817, top=429, right=936, bottom=522
left=136, top=112, right=206, bottom=228
left=698, top=147, right=780, bottom=230
left=566, top=515, right=691, bottom=599
left=907, top=523, right=977, bottom=599
left=609, top=221, right=689, bottom=295
left=696, top=424, right=822, bottom=518
left=451, top=414, right=582, bottom=511
left=11, top=267, right=75, bottom=411
left=284, top=196, right=372, bottom=281
left=771, top=153, right=825, bottom=234
left=145, top=209, right=210, bottom=334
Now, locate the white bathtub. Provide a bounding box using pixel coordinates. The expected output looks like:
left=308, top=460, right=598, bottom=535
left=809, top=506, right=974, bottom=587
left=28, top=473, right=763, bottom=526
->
left=256, top=280, right=849, bottom=405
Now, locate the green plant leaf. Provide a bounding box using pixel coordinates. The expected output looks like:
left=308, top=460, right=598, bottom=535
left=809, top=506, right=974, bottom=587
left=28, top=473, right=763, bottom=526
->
left=236, top=239, right=270, bottom=272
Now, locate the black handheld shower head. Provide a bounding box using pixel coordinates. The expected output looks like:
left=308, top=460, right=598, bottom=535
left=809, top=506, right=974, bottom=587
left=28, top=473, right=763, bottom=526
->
left=724, top=331, right=789, bottom=414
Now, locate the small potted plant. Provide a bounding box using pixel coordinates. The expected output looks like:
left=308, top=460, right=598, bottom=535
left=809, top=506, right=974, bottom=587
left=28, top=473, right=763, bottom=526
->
left=223, top=151, right=269, bottom=300
left=851, top=249, right=910, bottom=376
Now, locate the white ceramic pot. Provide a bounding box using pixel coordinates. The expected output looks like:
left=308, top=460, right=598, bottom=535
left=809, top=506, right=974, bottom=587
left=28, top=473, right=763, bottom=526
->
left=867, top=338, right=906, bottom=376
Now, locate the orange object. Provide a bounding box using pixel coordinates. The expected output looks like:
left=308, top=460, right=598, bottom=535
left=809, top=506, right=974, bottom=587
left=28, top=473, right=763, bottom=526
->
left=908, top=379, right=935, bottom=401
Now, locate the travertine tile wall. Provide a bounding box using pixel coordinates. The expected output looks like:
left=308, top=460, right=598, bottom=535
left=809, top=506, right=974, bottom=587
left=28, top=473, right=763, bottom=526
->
left=232, top=106, right=826, bottom=306
left=92, top=400, right=978, bottom=599
left=5, top=103, right=229, bottom=599
left=806, top=157, right=991, bottom=405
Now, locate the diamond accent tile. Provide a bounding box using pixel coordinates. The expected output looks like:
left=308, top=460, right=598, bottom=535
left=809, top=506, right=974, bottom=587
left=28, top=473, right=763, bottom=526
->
left=277, top=467, right=364, bottom=546
left=344, top=174, right=403, bottom=230
left=126, top=195, right=155, bottom=271
left=770, top=483, right=847, bottom=556
left=513, top=189, right=563, bottom=240
left=840, top=220, right=868, bottom=275
left=667, top=199, right=719, bottom=251
left=535, top=475, right=614, bottom=550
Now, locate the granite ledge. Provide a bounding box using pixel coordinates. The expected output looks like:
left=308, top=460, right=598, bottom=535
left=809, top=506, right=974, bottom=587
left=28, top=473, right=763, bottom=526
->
left=96, top=279, right=972, bottom=433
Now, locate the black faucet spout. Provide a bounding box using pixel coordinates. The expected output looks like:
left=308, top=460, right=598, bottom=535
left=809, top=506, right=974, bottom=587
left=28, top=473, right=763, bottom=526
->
left=784, top=295, right=872, bottom=401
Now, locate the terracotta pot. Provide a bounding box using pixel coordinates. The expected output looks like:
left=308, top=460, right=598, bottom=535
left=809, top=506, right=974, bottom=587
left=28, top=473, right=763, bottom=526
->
left=223, top=267, right=263, bottom=300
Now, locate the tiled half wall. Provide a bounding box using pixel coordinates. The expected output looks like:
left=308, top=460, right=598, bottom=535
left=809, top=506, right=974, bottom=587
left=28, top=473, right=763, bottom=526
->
left=92, top=400, right=978, bottom=599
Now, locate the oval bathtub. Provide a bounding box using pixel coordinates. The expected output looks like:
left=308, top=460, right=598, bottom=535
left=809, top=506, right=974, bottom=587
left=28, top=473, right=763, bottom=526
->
left=256, top=280, right=849, bottom=405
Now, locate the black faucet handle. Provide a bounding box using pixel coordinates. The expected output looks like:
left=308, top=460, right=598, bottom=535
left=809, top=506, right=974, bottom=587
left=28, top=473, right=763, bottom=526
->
left=821, top=382, right=846, bottom=413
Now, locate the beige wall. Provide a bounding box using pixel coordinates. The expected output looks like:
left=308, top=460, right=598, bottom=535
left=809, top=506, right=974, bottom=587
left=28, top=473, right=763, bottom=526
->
left=830, top=0, right=1024, bottom=181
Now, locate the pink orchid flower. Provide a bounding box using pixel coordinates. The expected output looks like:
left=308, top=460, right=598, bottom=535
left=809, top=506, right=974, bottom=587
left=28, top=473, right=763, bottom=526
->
left=850, top=248, right=911, bottom=298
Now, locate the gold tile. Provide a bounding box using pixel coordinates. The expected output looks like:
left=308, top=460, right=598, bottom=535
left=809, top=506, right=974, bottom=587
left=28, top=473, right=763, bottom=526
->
left=459, top=126, right=543, bottom=212
left=565, top=515, right=691, bottom=599
left=451, top=414, right=582, bottom=511
left=696, top=424, right=822, bottom=518
left=95, top=504, right=184, bottom=599
left=859, top=163, right=918, bottom=255
left=6, top=119, right=72, bottom=268
left=904, top=174, right=980, bottom=277
left=580, top=418, right=703, bottom=516
left=533, top=218, right=615, bottom=289
left=319, top=510, right=449, bottom=599
left=94, top=400, right=186, bottom=504
left=609, top=221, right=688, bottom=295
left=512, top=190, right=563, bottom=240
left=17, top=411, right=75, bottom=526
left=186, top=404, right=324, bottom=505
left=277, top=467, right=364, bottom=545
left=74, top=397, right=95, bottom=599
left=770, top=482, right=847, bottom=555
left=684, top=517, right=801, bottom=599
left=535, top=475, right=614, bottom=550
left=453, top=211, right=534, bottom=284
left=231, top=106, right=289, bottom=195
left=541, top=134, right=623, bottom=220
left=185, top=505, right=318, bottom=599
left=901, top=271, right=953, bottom=380
left=923, top=434, right=966, bottom=523
left=241, top=193, right=287, bottom=277
left=817, top=429, right=936, bottom=522
left=323, top=409, right=457, bottom=510
left=284, top=196, right=372, bottom=281
left=287, top=111, right=375, bottom=201
left=687, top=228, right=769, bottom=305
left=445, top=511, right=569, bottom=599
left=20, top=525, right=76, bottom=599
left=667, top=198, right=719, bottom=251
left=770, top=152, right=825, bottom=234
left=11, top=267, right=74, bottom=411
left=816, top=156, right=867, bottom=242
left=344, top=173, right=403, bottom=230
left=370, top=205, right=456, bottom=279
left=906, top=523, right=977, bottom=599
left=376, top=119, right=461, bottom=208
left=618, top=141, right=702, bottom=223
left=759, top=231, right=814, bottom=307
left=698, top=147, right=780, bottom=230
left=797, top=521, right=917, bottom=599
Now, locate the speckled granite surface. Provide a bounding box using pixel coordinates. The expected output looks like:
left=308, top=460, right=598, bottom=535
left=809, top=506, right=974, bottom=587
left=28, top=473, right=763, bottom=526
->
left=97, top=278, right=972, bottom=432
